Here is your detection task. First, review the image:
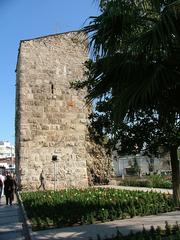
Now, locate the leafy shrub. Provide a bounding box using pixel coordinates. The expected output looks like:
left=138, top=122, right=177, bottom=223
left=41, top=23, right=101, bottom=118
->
left=120, top=174, right=172, bottom=189
left=120, top=179, right=150, bottom=187
left=148, top=174, right=172, bottom=189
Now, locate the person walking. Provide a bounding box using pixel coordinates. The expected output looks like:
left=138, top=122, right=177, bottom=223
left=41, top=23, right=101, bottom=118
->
left=38, top=170, right=45, bottom=190
left=0, top=177, right=3, bottom=203
left=11, top=174, right=17, bottom=202
left=0, top=173, right=5, bottom=197
left=4, top=174, right=14, bottom=205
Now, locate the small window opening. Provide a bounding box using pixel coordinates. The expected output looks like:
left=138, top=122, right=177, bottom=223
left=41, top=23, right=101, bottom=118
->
left=51, top=84, right=54, bottom=94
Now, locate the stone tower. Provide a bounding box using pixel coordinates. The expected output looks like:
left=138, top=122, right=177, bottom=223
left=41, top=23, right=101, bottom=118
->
left=15, top=31, right=92, bottom=190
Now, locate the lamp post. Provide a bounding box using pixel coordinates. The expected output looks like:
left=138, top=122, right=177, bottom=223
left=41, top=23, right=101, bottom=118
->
left=52, top=155, right=58, bottom=191
left=122, top=158, right=125, bottom=180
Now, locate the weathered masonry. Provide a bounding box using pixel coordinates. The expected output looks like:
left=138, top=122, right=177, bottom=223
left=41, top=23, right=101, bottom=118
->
left=15, top=31, right=111, bottom=190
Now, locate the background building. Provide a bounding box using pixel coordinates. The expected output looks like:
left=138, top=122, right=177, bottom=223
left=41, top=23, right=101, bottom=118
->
left=0, top=141, right=15, bottom=173
left=0, top=141, right=15, bottom=159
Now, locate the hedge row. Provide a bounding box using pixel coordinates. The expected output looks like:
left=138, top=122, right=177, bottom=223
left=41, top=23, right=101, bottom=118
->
left=21, top=188, right=175, bottom=230
left=120, top=175, right=172, bottom=189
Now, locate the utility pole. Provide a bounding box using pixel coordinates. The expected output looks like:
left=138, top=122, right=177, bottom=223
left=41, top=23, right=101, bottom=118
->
left=11, top=145, right=13, bottom=166
left=52, top=155, right=58, bottom=191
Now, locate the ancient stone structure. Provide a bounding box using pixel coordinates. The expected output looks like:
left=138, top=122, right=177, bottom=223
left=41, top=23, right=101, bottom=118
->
left=15, top=31, right=111, bottom=190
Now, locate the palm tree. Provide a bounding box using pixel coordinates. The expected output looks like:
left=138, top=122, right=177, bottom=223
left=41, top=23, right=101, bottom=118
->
left=79, top=0, right=180, bottom=203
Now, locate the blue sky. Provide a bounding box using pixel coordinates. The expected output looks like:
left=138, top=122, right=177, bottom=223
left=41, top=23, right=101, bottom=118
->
left=0, top=0, right=99, bottom=145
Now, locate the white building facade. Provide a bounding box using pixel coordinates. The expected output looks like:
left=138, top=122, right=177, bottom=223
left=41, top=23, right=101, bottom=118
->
left=0, top=141, right=15, bottom=159
left=112, top=151, right=171, bottom=178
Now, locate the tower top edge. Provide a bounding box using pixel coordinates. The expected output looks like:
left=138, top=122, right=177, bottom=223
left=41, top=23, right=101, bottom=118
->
left=19, top=30, right=86, bottom=43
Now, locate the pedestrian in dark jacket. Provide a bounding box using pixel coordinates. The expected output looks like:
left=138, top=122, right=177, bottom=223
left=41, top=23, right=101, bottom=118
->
left=0, top=178, right=3, bottom=203
left=4, top=175, right=14, bottom=205
left=38, top=170, right=45, bottom=190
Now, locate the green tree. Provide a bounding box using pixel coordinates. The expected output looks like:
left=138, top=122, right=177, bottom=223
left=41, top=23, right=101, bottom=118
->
left=73, top=0, right=180, bottom=203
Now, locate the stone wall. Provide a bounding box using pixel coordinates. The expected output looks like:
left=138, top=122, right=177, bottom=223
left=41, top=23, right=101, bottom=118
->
left=15, top=31, right=112, bottom=190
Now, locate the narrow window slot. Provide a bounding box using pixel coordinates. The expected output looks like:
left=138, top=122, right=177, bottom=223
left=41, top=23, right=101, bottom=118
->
left=51, top=84, right=54, bottom=94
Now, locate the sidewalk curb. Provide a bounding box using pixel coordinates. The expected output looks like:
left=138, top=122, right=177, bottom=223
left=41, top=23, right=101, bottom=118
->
left=16, top=191, right=35, bottom=240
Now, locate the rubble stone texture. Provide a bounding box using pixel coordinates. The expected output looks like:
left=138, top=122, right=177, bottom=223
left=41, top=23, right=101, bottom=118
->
left=15, top=31, right=111, bottom=190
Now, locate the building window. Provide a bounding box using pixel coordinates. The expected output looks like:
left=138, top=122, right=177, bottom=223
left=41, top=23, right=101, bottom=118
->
left=51, top=83, right=54, bottom=94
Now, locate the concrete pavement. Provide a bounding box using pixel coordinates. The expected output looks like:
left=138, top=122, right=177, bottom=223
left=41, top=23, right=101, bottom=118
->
left=0, top=195, right=25, bottom=240
left=98, top=185, right=173, bottom=194
left=33, top=211, right=180, bottom=240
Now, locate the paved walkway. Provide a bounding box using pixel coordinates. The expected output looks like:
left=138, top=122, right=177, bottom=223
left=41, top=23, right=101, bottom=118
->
left=0, top=186, right=179, bottom=240
left=97, top=185, right=173, bottom=194
left=0, top=195, right=25, bottom=240
left=33, top=211, right=180, bottom=240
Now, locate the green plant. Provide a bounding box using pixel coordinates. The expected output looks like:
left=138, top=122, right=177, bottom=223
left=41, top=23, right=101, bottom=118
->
left=21, top=188, right=175, bottom=230
left=120, top=174, right=172, bottom=189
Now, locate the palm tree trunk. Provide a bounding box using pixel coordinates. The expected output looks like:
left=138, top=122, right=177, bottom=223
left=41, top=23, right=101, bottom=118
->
left=170, top=145, right=180, bottom=205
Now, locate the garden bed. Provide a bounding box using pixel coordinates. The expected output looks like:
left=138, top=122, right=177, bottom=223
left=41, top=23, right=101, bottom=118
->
left=21, top=187, right=175, bottom=231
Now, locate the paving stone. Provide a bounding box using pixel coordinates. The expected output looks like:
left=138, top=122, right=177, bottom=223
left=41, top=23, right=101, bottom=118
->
left=0, top=196, right=24, bottom=240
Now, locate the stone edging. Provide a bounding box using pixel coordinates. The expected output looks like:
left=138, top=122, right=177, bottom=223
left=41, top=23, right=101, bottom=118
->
left=16, top=191, right=34, bottom=240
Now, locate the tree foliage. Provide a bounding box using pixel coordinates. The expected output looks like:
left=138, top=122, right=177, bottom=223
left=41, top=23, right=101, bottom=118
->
left=72, top=0, right=180, bottom=149
left=72, top=0, right=180, bottom=202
